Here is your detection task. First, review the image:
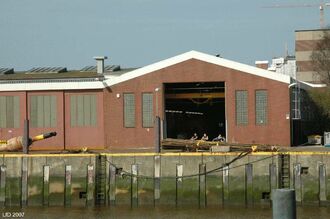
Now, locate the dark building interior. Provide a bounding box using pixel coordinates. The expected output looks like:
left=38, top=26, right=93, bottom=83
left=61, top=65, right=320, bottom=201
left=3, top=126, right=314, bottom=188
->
left=164, top=82, right=226, bottom=140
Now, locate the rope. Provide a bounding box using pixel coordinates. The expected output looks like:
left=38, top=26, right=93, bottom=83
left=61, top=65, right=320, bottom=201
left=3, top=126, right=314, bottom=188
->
left=105, top=151, right=277, bottom=180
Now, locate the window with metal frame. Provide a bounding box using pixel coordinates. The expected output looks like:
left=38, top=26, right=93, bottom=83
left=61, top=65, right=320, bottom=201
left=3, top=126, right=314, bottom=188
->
left=70, top=94, right=97, bottom=127
left=30, top=95, right=57, bottom=128
left=0, top=96, right=20, bottom=128
left=235, top=90, right=248, bottom=125
left=124, top=93, right=135, bottom=128
left=142, top=93, right=154, bottom=127
left=255, top=90, right=268, bottom=125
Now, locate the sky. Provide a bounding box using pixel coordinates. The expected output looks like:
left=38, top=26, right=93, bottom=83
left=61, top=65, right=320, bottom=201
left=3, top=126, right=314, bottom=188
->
left=0, top=0, right=329, bottom=71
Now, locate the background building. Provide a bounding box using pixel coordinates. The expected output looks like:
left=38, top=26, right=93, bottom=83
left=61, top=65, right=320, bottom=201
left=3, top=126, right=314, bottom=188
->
left=295, top=29, right=330, bottom=83
left=267, top=56, right=296, bottom=78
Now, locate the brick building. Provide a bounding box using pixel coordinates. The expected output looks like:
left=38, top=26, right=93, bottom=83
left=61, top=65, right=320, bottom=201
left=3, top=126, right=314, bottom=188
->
left=0, top=51, right=323, bottom=151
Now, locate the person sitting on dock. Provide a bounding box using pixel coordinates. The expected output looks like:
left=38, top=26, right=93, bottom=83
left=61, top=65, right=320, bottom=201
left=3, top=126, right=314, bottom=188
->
left=212, top=134, right=225, bottom=142
left=190, top=133, right=198, bottom=140
left=201, top=133, right=209, bottom=141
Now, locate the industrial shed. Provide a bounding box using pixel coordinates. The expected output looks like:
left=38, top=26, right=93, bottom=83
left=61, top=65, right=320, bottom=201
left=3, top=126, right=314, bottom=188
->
left=0, top=51, right=323, bottom=151
left=103, top=51, right=323, bottom=151
left=0, top=69, right=107, bottom=150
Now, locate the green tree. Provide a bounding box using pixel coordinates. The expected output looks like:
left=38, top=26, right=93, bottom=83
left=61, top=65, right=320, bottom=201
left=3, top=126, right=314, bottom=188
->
left=308, top=88, right=330, bottom=132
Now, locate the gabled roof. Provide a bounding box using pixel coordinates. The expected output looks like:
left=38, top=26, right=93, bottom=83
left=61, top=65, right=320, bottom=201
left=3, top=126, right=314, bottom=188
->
left=104, top=50, right=292, bottom=86
left=0, top=50, right=325, bottom=92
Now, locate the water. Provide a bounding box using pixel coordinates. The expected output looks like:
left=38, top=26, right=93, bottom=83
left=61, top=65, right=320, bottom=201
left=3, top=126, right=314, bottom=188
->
left=1, top=206, right=329, bottom=219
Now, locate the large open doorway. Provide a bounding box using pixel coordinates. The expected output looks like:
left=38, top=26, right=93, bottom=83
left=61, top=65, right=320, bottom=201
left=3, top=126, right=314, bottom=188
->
left=164, top=82, right=225, bottom=141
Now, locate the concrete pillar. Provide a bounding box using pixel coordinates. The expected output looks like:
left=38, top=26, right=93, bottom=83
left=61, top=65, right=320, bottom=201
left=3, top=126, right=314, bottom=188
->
left=272, top=189, right=296, bottom=219
left=319, top=163, right=326, bottom=205
left=245, top=163, right=253, bottom=206
left=43, top=165, right=50, bottom=206
left=222, top=165, right=229, bottom=204
left=176, top=164, right=183, bottom=206
left=131, top=164, right=138, bottom=207
left=65, top=165, right=72, bottom=207
left=199, top=163, right=206, bottom=208
left=86, top=164, right=95, bottom=207
left=154, top=155, right=161, bottom=205
left=109, top=165, right=116, bottom=205
left=0, top=165, right=6, bottom=206
left=269, top=163, right=277, bottom=192
left=21, top=157, right=28, bottom=207
left=293, top=163, right=302, bottom=203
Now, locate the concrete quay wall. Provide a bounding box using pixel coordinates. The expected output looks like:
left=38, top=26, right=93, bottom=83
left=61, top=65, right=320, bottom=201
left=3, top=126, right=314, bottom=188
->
left=0, top=152, right=329, bottom=207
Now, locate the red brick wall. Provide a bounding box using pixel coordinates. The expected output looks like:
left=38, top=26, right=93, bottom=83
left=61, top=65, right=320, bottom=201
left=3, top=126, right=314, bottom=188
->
left=256, top=63, right=268, bottom=70
left=105, top=59, right=291, bottom=150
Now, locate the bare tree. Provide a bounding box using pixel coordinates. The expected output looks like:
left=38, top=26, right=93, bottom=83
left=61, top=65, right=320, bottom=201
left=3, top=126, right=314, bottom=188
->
left=309, top=30, right=330, bottom=132
left=311, top=30, right=330, bottom=85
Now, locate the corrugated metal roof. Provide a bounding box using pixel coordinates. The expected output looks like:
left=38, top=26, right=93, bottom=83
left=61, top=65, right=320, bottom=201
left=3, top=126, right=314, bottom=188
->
left=0, top=71, right=100, bottom=80
left=27, top=67, right=67, bottom=73
left=105, top=65, right=121, bottom=71
left=0, top=68, right=14, bottom=75
left=80, top=66, right=96, bottom=72
left=80, top=65, right=121, bottom=72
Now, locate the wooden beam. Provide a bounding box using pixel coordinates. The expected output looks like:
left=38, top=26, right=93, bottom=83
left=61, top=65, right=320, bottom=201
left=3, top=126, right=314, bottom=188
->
left=165, top=92, right=225, bottom=99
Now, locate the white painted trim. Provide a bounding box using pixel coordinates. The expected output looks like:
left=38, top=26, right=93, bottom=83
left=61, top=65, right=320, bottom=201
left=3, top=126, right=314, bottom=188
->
left=103, top=50, right=291, bottom=87
left=255, top=60, right=269, bottom=64
left=298, top=81, right=327, bottom=89
left=0, top=81, right=105, bottom=91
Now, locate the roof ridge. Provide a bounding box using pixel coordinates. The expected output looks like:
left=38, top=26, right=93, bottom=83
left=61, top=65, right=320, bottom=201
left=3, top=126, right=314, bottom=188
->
left=104, top=50, right=291, bottom=87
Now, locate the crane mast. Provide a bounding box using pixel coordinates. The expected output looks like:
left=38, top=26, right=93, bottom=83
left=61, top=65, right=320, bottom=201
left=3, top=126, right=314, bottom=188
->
left=263, top=2, right=330, bottom=28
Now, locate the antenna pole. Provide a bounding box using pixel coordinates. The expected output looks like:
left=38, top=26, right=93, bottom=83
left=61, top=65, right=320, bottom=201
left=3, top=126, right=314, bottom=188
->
left=320, top=5, right=325, bottom=28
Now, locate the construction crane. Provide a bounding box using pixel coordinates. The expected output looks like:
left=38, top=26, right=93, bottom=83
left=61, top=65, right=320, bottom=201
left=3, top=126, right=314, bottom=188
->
left=263, top=2, right=330, bottom=28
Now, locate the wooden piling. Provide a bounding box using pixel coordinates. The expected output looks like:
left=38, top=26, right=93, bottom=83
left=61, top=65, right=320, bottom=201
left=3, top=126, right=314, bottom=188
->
left=86, top=164, right=95, bottom=207
left=199, top=163, right=206, bottom=208
left=109, top=164, right=116, bottom=205
left=293, top=163, right=302, bottom=203
left=21, top=157, right=28, bottom=207
left=318, top=163, right=326, bottom=205
left=176, top=164, right=183, bottom=207
left=22, top=120, right=29, bottom=154
left=245, top=163, right=253, bottom=206
left=0, top=165, right=6, bottom=206
left=131, top=164, right=138, bottom=207
left=43, top=165, right=50, bottom=206
left=65, top=165, right=72, bottom=207
left=154, top=155, right=161, bottom=205
left=155, top=116, right=161, bottom=153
